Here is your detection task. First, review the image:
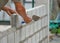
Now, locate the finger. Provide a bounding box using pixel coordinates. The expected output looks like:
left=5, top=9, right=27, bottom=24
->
left=6, top=10, right=12, bottom=16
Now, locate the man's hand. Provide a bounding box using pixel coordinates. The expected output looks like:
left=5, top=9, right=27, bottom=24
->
left=2, top=6, right=16, bottom=16
left=0, top=0, right=8, bottom=11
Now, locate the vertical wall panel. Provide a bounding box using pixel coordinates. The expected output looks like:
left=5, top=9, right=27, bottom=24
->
left=0, top=36, right=7, bottom=43
left=41, top=18, right=45, bottom=28
left=24, top=40, right=28, bottom=43
left=37, top=19, right=41, bottom=30
left=15, top=30, right=21, bottom=43
left=31, top=35, right=36, bottom=43
left=45, top=16, right=48, bottom=25
left=21, top=27, right=26, bottom=41
left=35, top=33, right=40, bottom=43
left=39, top=30, right=43, bottom=41
left=25, top=25, right=31, bottom=38
left=34, top=22, right=37, bottom=32
left=27, top=38, right=32, bottom=43
left=8, top=32, right=14, bottom=43
left=29, top=24, right=34, bottom=35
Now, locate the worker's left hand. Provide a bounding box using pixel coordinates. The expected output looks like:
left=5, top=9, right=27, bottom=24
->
left=2, top=6, right=16, bottom=16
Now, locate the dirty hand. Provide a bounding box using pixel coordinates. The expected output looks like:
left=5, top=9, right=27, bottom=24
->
left=2, top=6, right=16, bottom=16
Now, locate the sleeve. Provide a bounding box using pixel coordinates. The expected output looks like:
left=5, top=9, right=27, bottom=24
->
left=0, top=0, right=8, bottom=11
left=12, top=0, right=20, bottom=2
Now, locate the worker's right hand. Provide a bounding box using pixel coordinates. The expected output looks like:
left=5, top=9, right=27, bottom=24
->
left=14, top=2, right=32, bottom=23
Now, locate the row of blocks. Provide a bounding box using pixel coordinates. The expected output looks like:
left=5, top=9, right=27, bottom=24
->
left=0, top=15, right=48, bottom=43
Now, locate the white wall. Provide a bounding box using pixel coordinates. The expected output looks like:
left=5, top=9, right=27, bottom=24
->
left=0, top=5, right=48, bottom=43
left=35, top=0, right=48, bottom=14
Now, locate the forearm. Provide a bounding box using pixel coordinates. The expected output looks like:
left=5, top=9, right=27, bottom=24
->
left=13, top=1, right=27, bottom=17
left=13, top=0, right=32, bottom=23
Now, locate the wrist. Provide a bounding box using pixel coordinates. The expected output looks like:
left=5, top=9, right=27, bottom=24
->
left=22, top=15, right=28, bottom=18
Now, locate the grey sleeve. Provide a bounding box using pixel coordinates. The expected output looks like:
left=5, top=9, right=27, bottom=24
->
left=0, top=0, right=8, bottom=11
left=12, top=0, right=21, bottom=2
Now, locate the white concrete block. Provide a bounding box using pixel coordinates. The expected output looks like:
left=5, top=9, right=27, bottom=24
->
left=41, top=18, right=45, bottom=27
left=35, top=33, right=40, bottom=43
left=39, top=31, right=43, bottom=41
left=30, top=23, right=35, bottom=35
left=27, top=38, right=32, bottom=43
left=24, top=40, right=28, bottom=43
left=8, top=32, right=14, bottom=43
left=45, top=16, right=48, bottom=26
left=21, top=27, right=26, bottom=41
left=0, top=25, right=11, bottom=32
left=37, top=19, right=41, bottom=30
left=34, top=22, right=38, bottom=32
left=0, top=36, right=7, bottom=43
left=25, top=25, right=31, bottom=38
left=15, top=30, right=21, bottom=43
left=31, top=35, right=36, bottom=43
